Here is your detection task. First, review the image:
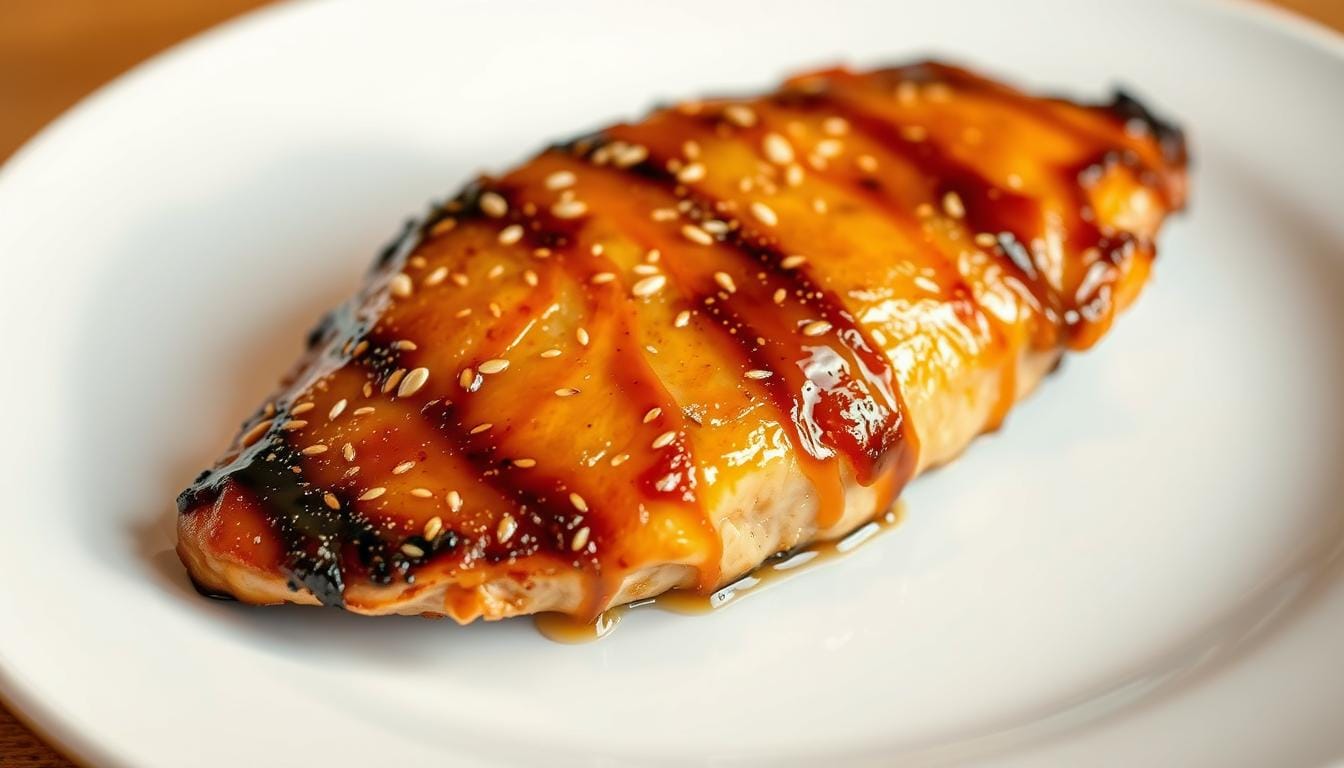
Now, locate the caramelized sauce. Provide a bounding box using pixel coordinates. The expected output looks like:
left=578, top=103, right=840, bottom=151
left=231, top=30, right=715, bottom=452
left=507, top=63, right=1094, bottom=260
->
left=177, top=61, right=1186, bottom=620
left=536, top=504, right=905, bottom=643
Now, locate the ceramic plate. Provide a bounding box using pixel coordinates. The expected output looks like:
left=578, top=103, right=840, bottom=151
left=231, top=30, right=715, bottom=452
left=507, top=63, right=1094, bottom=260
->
left=2, top=0, right=1342, bottom=765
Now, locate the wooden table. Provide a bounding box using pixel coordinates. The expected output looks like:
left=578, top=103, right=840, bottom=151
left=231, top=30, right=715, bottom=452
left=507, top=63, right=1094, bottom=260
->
left=1, top=1, right=1340, bottom=764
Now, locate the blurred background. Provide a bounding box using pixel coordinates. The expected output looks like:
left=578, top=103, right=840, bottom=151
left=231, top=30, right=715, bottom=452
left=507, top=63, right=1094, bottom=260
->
left=0, top=0, right=1340, bottom=764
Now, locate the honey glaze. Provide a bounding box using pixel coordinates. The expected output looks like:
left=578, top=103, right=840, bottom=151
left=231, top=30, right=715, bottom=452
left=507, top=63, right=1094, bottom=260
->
left=534, top=503, right=905, bottom=643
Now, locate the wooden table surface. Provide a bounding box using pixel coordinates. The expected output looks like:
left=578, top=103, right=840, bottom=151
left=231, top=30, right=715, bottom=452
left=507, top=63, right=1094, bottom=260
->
left=1, top=0, right=1340, bottom=765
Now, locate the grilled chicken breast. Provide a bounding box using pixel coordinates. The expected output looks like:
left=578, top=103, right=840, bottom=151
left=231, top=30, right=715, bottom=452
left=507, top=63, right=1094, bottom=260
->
left=177, top=62, right=1188, bottom=623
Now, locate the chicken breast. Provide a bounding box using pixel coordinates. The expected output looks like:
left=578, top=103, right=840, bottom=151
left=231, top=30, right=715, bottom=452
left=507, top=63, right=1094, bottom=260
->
left=177, top=61, right=1188, bottom=624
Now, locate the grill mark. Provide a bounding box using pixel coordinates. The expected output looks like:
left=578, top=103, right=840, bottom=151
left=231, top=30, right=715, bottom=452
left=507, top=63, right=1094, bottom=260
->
left=417, top=186, right=715, bottom=607
left=809, top=79, right=1160, bottom=346
left=564, top=142, right=917, bottom=525
left=798, top=89, right=1066, bottom=330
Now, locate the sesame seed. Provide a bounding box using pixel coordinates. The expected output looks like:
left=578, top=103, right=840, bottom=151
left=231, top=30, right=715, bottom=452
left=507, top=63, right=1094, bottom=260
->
left=681, top=224, right=713, bottom=246
left=613, top=144, right=648, bottom=168
left=780, top=254, right=807, bottom=270
left=390, top=273, right=414, bottom=298
left=724, top=104, right=757, bottom=127
left=813, top=198, right=829, bottom=214
left=745, top=369, right=773, bottom=380
left=512, top=458, right=537, bottom=468
left=323, top=493, right=341, bottom=510
left=674, top=310, right=691, bottom=328
left=651, top=208, right=678, bottom=222
left=497, top=514, right=517, bottom=543
left=645, top=248, right=661, bottom=263
left=590, top=243, right=605, bottom=256
left=714, top=271, right=737, bottom=294
left=915, top=203, right=935, bottom=218
left=551, top=199, right=588, bottom=219
left=241, top=420, right=273, bottom=447
left=410, top=488, right=434, bottom=498
left=762, top=132, right=795, bottom=165
left=643, top=407, right=662, bottom=423
left=301, top=444, right=329, bottom=456
left=571, top=526, right=591, bottom=551
left=498, top=224, right=524, bottom=245
left=801, top=320, right=833, bottom=336
left=750, top=201, right=778, bottom=226
left=545, top=170, right=576, bottom=190
left=576, top=328, right=590, bottom=346
left=633, top=263, right=660, bottom=275
left=896, top=81, right=918, bottom=104
left=569, top=492, right=589, bottom=512
left=785, top=164, right=804, bottom=187
left=424, top=516, right=443, bottom=540
left=380, top=369, right=405, bottom=395
left=478, top=358, right=509, bottom=374
left=454, top=308, right=472, bottom=319
left=397, top=367, right=430, bottom=398
left=901, top=125, right=927, bottom=142
left=815, top=138, right=844, bottom=158
left=430, top=217, right=457, bottom=235
left=451, top=272, right=470, bottom=287
left=351, top=341, right=369, bottom=358
left=446, top=490, right=463, bottom=512
left=773, top=288, right=787, bottom=304
left=280, top=419, right=308, bottom=431
left=555, top=387, right=580, bottom=397
left=677, top=163, right=706, bottom=183
left=290, top=402, right=315, bottom=416
left=352, top=406, right=375, bottom=417
left=392, top=461, right=416, bottom=475
left=469, top=422, right=493, bottom=434
left=523, top=269, right=538, bottom=287
left=1006, top=173, right=1024, bottom=190
left=631, top=274, right=667, bottom=298
left=857, top=154, right=879, bottom=173
left=400, top=543, right=425, bottom=558
left=343, top=443, right=356, bottom=462
left=488, top=302, right=501, bottom=318
left=683, top=140, right=701, bottom=158
left=480, top=191, right=508, bottom=218
left=942, top=191, right=966, bottom=218
left=590, top=272, right=616, bottom=285
left=540, top=348, right=562, bottom=358
left=392, top=339, right=418, bottom=351
left=362, top=382, right=374, bottom=398
left=610, top=453, right=630, bottom=466
left=702, top=219, right=729, bottom=235
left=421, top=266, right=447, bottom=288
left=651, top=430, right=677, bottom=449
left=975, top=232, right=998, bottom=248
left=823, top=116, right=850, bottom=136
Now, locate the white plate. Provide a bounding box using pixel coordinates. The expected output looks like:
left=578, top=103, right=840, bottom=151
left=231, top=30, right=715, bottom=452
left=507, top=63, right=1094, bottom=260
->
left=2, top=0, right=1343, bottom=765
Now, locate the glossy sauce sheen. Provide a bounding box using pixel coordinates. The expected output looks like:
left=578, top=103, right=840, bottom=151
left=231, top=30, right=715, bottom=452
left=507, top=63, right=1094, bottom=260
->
left=534, top=504, right=905, bottom=643
left=178, top=62, right=1187, bottom=621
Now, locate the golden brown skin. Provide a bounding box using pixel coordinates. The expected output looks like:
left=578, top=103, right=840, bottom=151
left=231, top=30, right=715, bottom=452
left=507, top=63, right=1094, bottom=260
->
left=177, top=62, right=1188, bottom=623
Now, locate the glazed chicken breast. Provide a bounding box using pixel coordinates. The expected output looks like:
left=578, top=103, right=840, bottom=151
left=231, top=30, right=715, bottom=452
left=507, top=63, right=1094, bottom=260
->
left=177, top=62, right=1188, bottom=624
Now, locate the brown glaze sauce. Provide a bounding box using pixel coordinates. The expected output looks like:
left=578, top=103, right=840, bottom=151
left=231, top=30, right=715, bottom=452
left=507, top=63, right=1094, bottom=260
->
left=177, top=61, right=1187, bottom=620
left=536, top=503, right=906, bottom=643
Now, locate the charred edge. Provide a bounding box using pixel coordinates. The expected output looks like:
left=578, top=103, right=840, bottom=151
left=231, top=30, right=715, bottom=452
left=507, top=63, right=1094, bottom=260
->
left=1106, top=89, right=1188, bottom=167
